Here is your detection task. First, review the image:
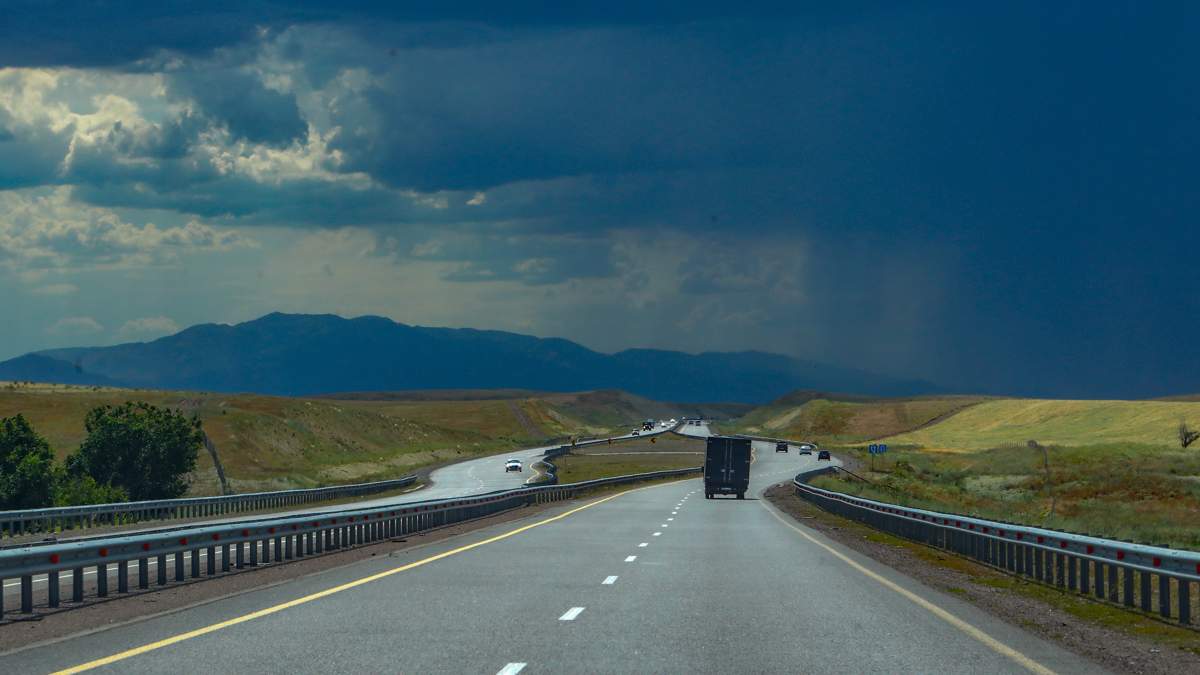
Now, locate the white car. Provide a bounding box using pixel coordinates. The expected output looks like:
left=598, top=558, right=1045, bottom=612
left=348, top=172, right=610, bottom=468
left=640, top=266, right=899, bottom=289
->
left=504, top=459, right=523, bottom=472
left=631, top=429, right=640, bottom=436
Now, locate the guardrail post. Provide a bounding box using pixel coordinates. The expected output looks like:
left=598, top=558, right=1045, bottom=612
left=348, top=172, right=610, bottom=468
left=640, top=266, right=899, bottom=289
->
left=48, top=571, right=60, bottom=607
left=21, top=575, right=33, bottom=612
left=191, top=548, right=201, bottom=578
left=1080, top=558, right=1090, bottom=593
left=118, top=561, right=129, bottom=593
left=1095, top=562, right=1106, bottom=598
left=72, top=567, right=83, bottom=603
left=1180, top=580, right=1192, bottom=625
left=235, top=542, right=245, bottom=569
left=207, top=546, right=216, bottom=575
left=249, top=539, right=259, bottom=566
left=157, top=554, right=167, bottom=585
left=96, top=564, right=107, bottom=597
left=221, top=544, right=230, bottom=572
left=174, top=552, right=184, bottom=581
left=138, top=558, right=149, bottom=589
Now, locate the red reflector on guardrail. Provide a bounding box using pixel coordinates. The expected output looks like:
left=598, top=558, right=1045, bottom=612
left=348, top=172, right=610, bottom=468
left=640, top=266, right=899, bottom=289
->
left=311, top=522, right=319, bottom=527
left=1059, top=541, right=1068, bottom=549
left=1015, top=532, right=1023, bottom=540
left=1117, top=551, right=1125, bottom=560
left=292, top=524, right=298, bottom=531
left=241, top=529, right=250, bottom=536
left=179, top=538, right=187, bottom=546
left=968, top=524, right=975, bottom=530
left=1153, top=558, right=1162, bottom=567
left=142, top=543, right=151, bottom=551
left=1086, top=545, right=1094, bottom=554
left=98, top=548, right=108, bottom=557
left=1037, top=536, right=1045, bottom=543
left=982, top=527, right=989, bottom=533
left=268, top=527, right=275, bottom=534
left=213, top=534, right=220, bottom=541
left=49, top=553, right=60, bottom=563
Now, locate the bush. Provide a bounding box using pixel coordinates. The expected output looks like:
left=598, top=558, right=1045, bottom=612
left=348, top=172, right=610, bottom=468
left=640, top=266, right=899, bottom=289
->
left=53, top=472, right=129, bottom=507
left=68, top=402, right=204, bottom=501
left=0, top=414, right=57, bottom=509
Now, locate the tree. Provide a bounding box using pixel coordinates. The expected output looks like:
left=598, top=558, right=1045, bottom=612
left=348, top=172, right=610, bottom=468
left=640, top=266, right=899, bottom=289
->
left=68, top=402, right=204, bottom=500
left=1179, top=422, right=1200, bottom=449
left=0, top=414, right=57, bottom=509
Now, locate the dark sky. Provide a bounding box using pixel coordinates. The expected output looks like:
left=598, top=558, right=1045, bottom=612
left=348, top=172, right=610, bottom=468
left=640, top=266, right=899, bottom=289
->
left=0, top=1, right=1196, bottom=398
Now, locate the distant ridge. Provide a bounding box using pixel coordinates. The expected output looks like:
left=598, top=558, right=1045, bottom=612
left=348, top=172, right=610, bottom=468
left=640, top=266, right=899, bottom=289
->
left=0, top=313, right=940, bottom=403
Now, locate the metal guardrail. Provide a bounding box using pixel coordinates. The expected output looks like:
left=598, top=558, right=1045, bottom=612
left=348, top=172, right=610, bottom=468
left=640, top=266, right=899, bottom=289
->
left=0, top=464, right=700, bottom=620
left=0, top=476, right=418, bottom=541
left=792, top=466, right=1200, bottom=626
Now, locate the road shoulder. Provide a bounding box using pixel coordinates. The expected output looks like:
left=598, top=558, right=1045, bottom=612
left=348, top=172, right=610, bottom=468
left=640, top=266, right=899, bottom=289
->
left=763, top=483, right=1200, bottom=675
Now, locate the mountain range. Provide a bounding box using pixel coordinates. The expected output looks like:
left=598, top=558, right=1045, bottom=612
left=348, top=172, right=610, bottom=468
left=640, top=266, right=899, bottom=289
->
left=0, top=313, right=938, bottom=403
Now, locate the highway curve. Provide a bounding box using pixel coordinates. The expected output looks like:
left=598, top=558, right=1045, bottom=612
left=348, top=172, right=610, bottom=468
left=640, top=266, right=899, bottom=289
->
left=0, top=425, right=1095, bottom=673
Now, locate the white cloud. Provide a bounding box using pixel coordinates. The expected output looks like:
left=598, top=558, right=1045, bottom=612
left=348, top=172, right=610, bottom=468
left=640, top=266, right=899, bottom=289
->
left=0, top=187, right=253, bottom=273
left=47, top=316, right=103, bottom=335
left=117, top=316, right=180, bottom=340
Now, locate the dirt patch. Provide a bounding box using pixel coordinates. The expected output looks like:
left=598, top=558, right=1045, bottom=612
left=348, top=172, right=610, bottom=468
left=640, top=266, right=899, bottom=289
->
left=764, top=484, right=1200, bottom=674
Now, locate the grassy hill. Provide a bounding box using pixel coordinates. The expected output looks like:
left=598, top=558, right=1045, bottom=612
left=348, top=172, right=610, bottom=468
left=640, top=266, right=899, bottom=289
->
left=794, top=397, right=1200, bottom=550
left=881, top=398, right=1200, bottom=450
left=0, top=382, right=675, bottom=495
left=728, top=394, right=988, bottom=443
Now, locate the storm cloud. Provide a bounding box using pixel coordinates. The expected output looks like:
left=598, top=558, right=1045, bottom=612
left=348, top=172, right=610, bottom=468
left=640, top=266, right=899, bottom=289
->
left=0, top=2, right=1197, bottom=398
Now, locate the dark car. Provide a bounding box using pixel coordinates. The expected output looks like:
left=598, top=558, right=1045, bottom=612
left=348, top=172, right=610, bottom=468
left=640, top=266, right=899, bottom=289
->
left=817, top=450, right=831, bottom=461
left=775, top=441, right=788, bottom=453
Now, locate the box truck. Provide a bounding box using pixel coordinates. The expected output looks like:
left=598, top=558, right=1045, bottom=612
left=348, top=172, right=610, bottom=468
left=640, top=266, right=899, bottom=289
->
left=704, top=436, right=752, bottom=499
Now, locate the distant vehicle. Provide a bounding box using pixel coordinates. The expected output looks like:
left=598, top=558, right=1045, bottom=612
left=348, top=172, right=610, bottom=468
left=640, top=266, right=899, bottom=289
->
left=642, top=419, right=655, bottom=431
left=817, top=450, right=831, bottom=461
left=775, top=441, right=788, bottom=453
left=798, top=444, right=813, bottom=456
left=631, top=429, right=640, bottom=436
left=704, top=436, right=752, bottom=499
left=505, top=459, right=523, bottom=472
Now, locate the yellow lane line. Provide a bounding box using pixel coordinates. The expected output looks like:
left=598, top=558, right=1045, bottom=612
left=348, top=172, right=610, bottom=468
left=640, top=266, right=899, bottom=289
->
left=54, top=480, right=688, bottom=674
left=761, top=500, right=1057, bottom=675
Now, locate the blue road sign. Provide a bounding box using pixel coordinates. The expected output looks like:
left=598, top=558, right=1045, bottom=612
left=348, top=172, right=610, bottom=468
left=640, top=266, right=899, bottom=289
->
left=879, top=444, right=888, bottom=453
left=868, top=444, right=878, bottom=454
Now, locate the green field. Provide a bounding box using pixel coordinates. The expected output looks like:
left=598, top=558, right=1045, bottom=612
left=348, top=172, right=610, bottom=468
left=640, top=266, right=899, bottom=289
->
left=0, top=382, right=672, bottom=495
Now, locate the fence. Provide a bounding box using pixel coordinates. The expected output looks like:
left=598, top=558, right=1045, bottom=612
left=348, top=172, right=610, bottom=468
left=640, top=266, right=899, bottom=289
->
left=0, top=476, right=418, bottom=541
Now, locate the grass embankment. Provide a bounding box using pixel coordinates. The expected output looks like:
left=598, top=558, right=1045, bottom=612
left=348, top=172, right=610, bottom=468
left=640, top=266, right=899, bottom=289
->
left=0, top=382, right=647, bottom=496
left=551, top=433, right=704, bottom=483
left=807, top=398, right=1200, bottom=550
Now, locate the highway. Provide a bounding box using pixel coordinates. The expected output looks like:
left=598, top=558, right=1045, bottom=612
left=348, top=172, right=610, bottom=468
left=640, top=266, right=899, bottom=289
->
left=0, top=424, right=1094, bottom=673
left=0, top=424, right=672, bottom=608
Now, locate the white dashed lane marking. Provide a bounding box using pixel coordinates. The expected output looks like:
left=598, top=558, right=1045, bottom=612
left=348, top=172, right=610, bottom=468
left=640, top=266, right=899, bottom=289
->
left=625, top=555, right=637, bottom=562
left=638, top=542, right=648, bottom=547
left=497, top=664, right=526, bottom=675
left=559, top=607, right=585, bottom=621
left=602, top=576, right=618, bottom=585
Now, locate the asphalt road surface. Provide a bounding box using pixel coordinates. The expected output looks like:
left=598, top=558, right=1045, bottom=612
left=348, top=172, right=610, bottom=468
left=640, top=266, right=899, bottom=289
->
left=1, top=424, right=1094, bottom=674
